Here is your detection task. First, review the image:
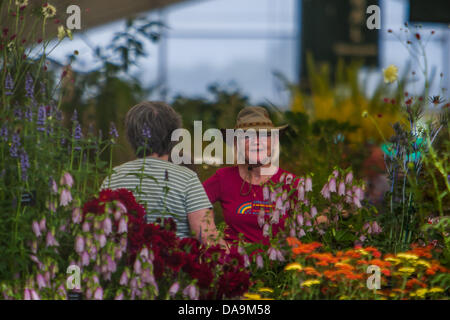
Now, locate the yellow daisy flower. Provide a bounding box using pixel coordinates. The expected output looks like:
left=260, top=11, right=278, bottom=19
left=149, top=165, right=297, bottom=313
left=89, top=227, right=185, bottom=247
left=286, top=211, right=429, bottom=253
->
left=383, top=64, right=398, bottom=83
left=398, top=267, right=415, bottom=274
left=428, top=287, right=444, bottom=294
left=397, top=253, right=419, bottom=260
left=414, top=260, right=431, bottom=268
left=301, top=279, right=321, bottom=287
left=257, top=287, right=274, bottom=293
left=385, top=257, right=401, bottom=265
left=284, top=262, right=303, bottom=271
left=242, top=293, right=262, bottom=300
left=415, top=288, right=428, bottom=298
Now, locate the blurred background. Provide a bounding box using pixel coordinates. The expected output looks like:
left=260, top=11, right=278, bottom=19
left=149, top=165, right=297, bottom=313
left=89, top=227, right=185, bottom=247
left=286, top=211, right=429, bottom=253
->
left=37, top=0, right=449, bottom=212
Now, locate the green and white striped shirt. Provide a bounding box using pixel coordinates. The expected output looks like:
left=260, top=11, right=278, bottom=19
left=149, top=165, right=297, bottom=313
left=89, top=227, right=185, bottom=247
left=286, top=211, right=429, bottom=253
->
left=100, top=157, right=212, bottom=238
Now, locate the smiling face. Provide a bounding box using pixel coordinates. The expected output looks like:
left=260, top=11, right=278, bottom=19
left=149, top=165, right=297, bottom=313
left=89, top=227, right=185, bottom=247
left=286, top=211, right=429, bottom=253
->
left=243, top=132, right=272, bottom=165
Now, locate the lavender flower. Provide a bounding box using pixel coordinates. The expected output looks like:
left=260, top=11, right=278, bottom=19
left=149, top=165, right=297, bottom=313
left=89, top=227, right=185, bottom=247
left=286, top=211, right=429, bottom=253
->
left=36, top=274, right=46, bottom=289
left=81, top=251, right=90, bottom=266
left=311, top=206, right=318, bottom=218
left=39, top=218, right=46, bottom=232
left=270, top=209, right=280, bottom=224
left=60, top=189, right=72, bottom=206
left=72, top=207, right=81, bottom=224
left=32, top=221, right=41, bottom=237
left=257, top=209, right=265, bottom=228
left=0, top=125, right=7, bottom=142
left=9, top=141, right=18, bottom=158
left=320, top=183, right=330, bottom=199
left=25, top=106, right=33, bottom=122
left=5, top=73, right=14, bottom=95
left=102, top=217, right=112, bottom=235
left=133, top=258, right=142, bottom=274
left=25, top=72, right=34, bottom=98
left=75, top=235, right=85, bottom=253
left=296, top=214, right=304, bottom=226
left=169, top=282, right=180, bottom=297
left=305, top=177, right=313, bottom=192
left=73, top=122, right=82, bottom=140
left=82, top=221, right=90, bottom=232
left=19, top=150, right=30, bottom=180
left=268, top=247, right=277, bottom=261
left=345, top=171, right=353, bottom=184
left=36, top=105, right=46, bottom=131
left=183, top=284, right=199, bottom=300
left=93, top=287, right=103, bottom=300
left=71, top=109, right=78, bottom=123
left=109, top=122, right=118, bottom=139
left=119, top=269, right=129, bottom=286
left=142, top=125, right=151, bottom=140
left=262, top=185, right=270, bottom=201
left=338, top=181, right=346, bottom=196
left=297, top=184, right=305, bottom=201
left=255, top=254, right=264, bottom=269
left=262, top=223, right=270, bottom=237
left=329, top=177, right=337, bottom=193
left=13, top=107, right=23, bottom=120
left=45, top=231, right=59, bottom=247
left=298, top=229, right=306, bottom=238
left=115, top=292, right=124, bottom=300
left=60, top=172, right=74, bottom=188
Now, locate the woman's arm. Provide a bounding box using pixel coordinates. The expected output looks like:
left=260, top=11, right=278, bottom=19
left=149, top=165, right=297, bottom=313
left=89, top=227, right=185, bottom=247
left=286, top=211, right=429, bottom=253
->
left=188, top=208, right=229, bottom=251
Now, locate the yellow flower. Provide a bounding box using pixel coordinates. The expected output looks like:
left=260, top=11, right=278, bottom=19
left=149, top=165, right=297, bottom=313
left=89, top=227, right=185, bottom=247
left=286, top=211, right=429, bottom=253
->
left=428, top=287, right=444, bottom=294
left=385, top=257, right=401, bottom=265
left=301, top=279, right=321, bottom=287
left=383, top=64, right=398, bottom=83
left=57, top=26, right=66, bottom=41
left=339, top=295, right=349, bottom=300
left=42, top=4, right=57, bottom=18
left=243, top=293, right=262, bottom=300
left=362, top=110, right=369, bottom=118
left=284, top=262, right=303, bottom=271
left=257, top=287, right=274, bottom=293
left=66, top=29, right=73, bottom=40
left=398, top=267, right=415, bottom=274
left=397, top=253, right=419, bottom=260
left=414, top=260, right=431, bottom=268
left=415, top=288, right=428, bottom=298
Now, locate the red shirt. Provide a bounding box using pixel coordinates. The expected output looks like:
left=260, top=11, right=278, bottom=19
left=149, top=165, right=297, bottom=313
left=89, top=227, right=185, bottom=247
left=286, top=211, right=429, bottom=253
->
left=203, top=166, right=297, bottom=245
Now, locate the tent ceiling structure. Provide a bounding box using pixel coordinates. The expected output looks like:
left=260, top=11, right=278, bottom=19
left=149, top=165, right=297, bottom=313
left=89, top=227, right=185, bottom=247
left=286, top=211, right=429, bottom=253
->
left=2, top=0, right=189, bottom=39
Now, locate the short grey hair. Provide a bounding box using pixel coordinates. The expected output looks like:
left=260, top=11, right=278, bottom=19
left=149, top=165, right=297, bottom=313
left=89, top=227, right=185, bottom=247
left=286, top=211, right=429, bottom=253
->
left=125, top=101, right=182, bottom=157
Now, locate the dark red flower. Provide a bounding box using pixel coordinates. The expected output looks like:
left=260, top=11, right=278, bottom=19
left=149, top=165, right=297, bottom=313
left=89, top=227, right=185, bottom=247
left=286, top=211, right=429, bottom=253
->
left=166, top=251, right=186, bottom=272
left=415, top=33, right=421, bottom=40
left=217, top=271, right=249, bottom=298
left=383, top=98, right=389, bottom=103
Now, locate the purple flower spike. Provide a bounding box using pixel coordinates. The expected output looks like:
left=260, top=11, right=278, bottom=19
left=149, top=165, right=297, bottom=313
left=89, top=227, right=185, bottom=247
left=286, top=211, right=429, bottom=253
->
left=36, top=105, right=46, bottom=131
left=19, top=150, right=30, bottom=181
left=25, top=73, right=34, bottom=98
left=5, top=73, right=14, bottom=95
left=109, top=122, right=119, bottom=141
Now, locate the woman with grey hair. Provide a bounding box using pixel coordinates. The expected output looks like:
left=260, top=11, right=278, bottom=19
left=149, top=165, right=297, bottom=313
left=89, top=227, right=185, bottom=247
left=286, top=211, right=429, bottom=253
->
left=101, top=101, right=225, bottom=248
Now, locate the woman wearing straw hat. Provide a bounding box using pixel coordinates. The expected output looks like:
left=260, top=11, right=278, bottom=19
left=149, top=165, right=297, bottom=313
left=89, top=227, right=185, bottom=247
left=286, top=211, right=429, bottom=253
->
left=203, top=106, right=297, bottom=245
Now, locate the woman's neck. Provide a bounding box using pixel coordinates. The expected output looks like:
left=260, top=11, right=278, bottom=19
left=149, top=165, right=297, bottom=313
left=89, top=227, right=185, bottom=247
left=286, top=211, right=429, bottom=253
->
left=146, top=153, right=169, bottom=161
left=238, top=164, right=274, bottom=185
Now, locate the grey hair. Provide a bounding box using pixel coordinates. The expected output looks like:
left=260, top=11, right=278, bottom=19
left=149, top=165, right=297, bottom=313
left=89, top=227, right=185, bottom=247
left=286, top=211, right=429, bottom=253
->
left=125, top=101, right=182, bottom=157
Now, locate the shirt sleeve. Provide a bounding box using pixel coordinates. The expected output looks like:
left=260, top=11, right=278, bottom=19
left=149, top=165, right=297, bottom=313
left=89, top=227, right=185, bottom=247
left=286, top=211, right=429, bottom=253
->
left=185, top=174, right=213, bottom=213
left=202, top=171, right=222, bottom=204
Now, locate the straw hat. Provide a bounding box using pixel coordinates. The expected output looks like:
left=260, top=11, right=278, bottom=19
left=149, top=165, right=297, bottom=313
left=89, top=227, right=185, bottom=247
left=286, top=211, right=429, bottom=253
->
left=230, top=106, right=288, bottom=131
